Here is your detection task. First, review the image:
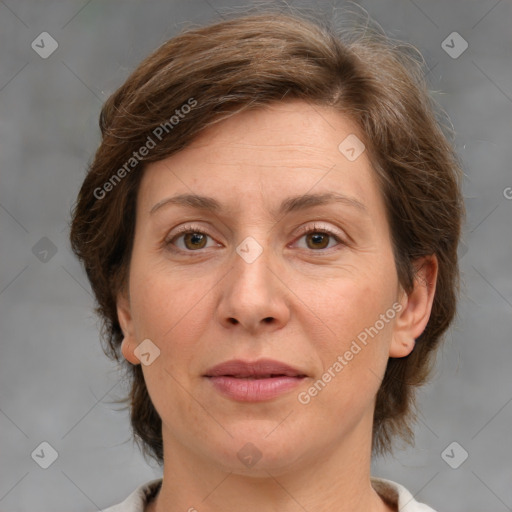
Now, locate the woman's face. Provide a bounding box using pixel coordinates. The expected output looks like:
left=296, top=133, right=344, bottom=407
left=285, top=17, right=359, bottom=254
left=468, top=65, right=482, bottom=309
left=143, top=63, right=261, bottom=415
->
left=118, top=100, right=432, bottom=475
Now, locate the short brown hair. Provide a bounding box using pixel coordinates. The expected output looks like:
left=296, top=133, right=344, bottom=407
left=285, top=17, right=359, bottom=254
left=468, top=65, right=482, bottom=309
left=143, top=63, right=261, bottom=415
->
left=70, top=6, right=464, bottom=464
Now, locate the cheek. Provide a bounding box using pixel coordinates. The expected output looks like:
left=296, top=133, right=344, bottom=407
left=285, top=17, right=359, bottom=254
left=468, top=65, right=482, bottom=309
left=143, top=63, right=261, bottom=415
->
left=301, top=263, right=396, bottom=346
left=129, top=260, right=213, bottom=345
left=131, top=266, right=213, bottom=431
left=300, top=268, right=397, bottom=403
left=299, top=313, right=394, bottom=427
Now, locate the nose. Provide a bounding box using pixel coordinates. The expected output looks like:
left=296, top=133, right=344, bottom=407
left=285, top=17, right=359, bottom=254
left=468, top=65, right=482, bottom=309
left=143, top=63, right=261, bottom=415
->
left=216, top=241, right=291, bottom=334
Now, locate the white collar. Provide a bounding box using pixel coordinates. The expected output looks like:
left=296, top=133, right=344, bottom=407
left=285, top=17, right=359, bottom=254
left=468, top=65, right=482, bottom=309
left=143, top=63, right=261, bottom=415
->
left=104, top=477, right=438, bottom=511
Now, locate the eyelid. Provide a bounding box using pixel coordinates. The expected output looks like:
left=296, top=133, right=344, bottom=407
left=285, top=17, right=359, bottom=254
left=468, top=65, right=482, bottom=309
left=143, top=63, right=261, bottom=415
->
left=167, top=222, right=212, bottom=238
left=293, top=222, right=345, bottom=240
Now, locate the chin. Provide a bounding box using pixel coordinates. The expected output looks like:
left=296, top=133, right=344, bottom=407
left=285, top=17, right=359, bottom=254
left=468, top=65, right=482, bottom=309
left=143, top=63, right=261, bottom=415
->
left=205, top=431, right=307, bottom=476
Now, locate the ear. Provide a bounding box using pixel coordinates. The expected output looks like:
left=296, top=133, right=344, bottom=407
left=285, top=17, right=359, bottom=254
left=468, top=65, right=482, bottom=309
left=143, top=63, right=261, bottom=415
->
left=389, top=255, right=438, bottom=358
left=117, top=291, right=140, bottom=365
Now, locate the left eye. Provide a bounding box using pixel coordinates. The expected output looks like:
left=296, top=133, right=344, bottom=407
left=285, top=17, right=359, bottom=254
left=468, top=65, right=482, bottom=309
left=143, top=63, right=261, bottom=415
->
left=293, top=227, right=343, bottom=250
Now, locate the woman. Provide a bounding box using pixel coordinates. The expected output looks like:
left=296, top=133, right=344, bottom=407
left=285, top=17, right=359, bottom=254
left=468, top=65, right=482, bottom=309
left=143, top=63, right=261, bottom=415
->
left=70, top=7, right=463, bottom=512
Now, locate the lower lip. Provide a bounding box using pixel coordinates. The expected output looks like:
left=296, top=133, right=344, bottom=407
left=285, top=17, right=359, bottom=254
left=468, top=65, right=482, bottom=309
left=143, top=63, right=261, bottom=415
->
left=206, top=376, right=305, bottom=402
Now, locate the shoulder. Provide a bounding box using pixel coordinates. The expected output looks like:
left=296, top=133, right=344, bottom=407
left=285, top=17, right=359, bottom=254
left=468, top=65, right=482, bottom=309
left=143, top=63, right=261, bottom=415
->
left=371, top=477, right=438, bottom=512
left=102, top=479, right=162, bottom=512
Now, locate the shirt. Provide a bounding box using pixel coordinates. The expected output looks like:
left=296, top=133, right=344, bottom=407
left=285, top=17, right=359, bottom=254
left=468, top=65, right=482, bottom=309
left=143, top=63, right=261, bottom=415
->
left=102, top=477, right=438, bottom=511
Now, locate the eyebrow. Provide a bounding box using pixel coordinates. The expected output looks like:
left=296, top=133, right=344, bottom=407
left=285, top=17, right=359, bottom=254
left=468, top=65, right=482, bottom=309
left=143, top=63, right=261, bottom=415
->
left=149, top=192, right=368, bottom=217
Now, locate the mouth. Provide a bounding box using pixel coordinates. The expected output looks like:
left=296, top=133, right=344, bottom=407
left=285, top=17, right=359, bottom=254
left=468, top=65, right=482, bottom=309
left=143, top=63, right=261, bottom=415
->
left=204, top=358, right=308, bottom=379
left=216, top=375, right=298, bottom=379
left=204, top=359, right=307, bottom=402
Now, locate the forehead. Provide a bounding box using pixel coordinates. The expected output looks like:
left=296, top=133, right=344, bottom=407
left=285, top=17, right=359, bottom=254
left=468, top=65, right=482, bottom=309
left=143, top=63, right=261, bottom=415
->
left=138, top=100, right=383, bottom=217
left=186, top=100, right=363, bottom=167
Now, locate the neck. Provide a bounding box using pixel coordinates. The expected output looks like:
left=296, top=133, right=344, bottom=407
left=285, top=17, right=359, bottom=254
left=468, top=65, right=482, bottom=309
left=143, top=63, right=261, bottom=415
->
left=149, top=421, right=394, bottom=512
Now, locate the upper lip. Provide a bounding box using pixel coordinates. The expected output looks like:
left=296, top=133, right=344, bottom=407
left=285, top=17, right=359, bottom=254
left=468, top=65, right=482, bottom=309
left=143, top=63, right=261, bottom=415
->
left=204, top=359, right=307, bottom=378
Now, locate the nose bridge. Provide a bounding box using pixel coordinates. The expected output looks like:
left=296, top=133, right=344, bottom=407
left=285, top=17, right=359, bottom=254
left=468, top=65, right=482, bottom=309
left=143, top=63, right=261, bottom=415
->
left=232, top=233, right=274, bottom=299
left=218, top=231, right=290, bottom=331
left=230, top=195, right=276, bottom=279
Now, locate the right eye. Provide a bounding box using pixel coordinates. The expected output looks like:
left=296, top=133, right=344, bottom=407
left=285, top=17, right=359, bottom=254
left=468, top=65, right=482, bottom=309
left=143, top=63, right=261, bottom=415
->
left=165, top=225, right=221, bottom=253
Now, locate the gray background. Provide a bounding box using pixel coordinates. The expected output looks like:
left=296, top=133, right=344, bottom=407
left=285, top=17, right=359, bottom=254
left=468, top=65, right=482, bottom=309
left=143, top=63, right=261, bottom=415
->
left=1, top=0, right=511, bottom=510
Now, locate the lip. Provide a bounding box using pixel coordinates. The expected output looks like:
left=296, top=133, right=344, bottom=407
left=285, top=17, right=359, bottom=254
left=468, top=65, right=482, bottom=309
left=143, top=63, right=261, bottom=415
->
left=204, top=358, right=308, bottom=402
left=204, top=358, right=307, bottom=378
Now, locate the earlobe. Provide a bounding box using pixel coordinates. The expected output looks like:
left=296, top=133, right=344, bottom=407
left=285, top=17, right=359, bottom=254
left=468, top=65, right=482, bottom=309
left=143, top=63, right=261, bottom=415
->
left=389, top=255, right=438, bottom=358
left=389, top=336, right=416, bottom=358
left=120, top=337, right=140, bottom=365
left=117, top=292, right=140, bottom=365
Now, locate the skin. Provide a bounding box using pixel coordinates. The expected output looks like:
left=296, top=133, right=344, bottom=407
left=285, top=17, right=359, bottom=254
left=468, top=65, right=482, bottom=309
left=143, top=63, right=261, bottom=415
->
left=117, top=100, right=438, bottom=512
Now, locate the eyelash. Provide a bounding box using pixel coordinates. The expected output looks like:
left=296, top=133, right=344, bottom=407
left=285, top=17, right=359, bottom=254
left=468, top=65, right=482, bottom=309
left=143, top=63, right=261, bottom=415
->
left=165, top=223, right=345, bottom=254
